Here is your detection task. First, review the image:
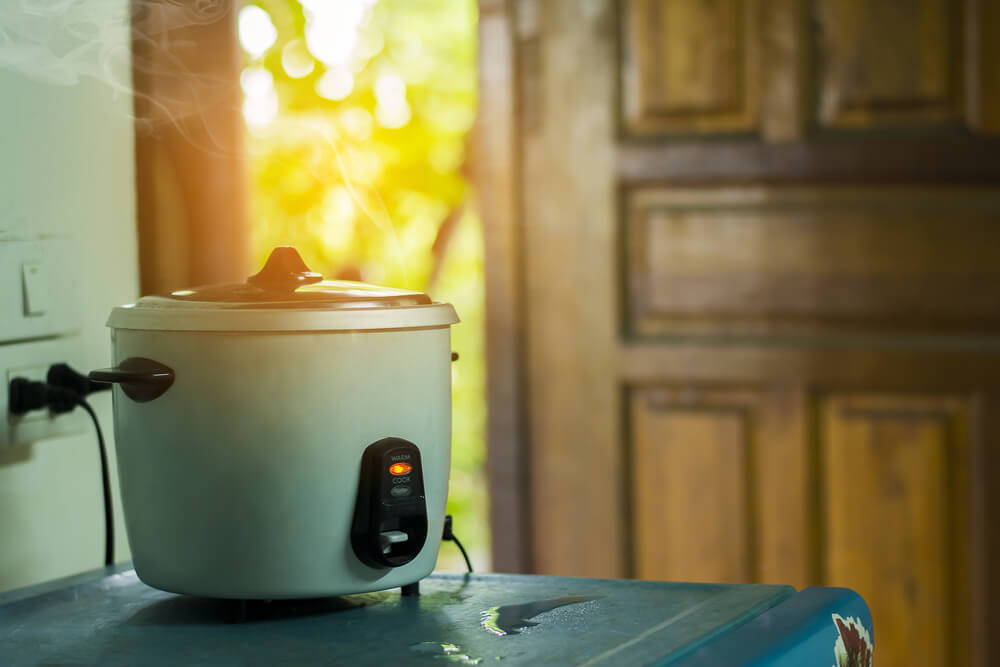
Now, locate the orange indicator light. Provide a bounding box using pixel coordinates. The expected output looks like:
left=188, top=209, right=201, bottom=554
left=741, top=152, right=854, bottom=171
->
left=389, top=462, right=412, bottom=476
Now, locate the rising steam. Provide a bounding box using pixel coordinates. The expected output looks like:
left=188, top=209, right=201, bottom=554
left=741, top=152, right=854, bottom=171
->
left=0, top=0, right=130, bottom=87
left=0, top=0, right=234, bottom=141
left=0, top=0, right=409, bottom=280
left=0, top=0, right=225, bottom=87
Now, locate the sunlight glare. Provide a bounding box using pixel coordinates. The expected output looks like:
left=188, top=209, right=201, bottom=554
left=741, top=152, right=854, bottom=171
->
left=241, top=66, right=278, bottom=127
left=316, top=67, right=355, bottom=100
left=241, top=66, right=273, bottom=97
left=374, top=100, right=411, bottom=129
left=339, top=107, right=374, bottom=140
left=238, top=5, right=277, bottom=60
left=282, top=39, right=315, bottom=78
left=374, top=70, right=410, bottom=128
left=320, top=186, right=357, bottom=250
left=302, top=0, right=376, bottom=67
left=244, top=92, right=279, bottom=128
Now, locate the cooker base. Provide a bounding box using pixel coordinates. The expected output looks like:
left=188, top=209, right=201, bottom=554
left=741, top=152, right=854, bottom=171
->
left=218, top=580, right=425, bottom=624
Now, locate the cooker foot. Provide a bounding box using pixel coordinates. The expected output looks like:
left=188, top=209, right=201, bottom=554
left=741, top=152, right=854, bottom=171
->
left=224, top=599, right=249, bottom=624
left=401, top=582, right=420, bottom=597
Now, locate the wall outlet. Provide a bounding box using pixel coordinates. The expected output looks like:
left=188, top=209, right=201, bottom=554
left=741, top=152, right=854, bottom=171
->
left=1, top=336, right=90, bottom=448
left=0, top=235, right=90, bottom=447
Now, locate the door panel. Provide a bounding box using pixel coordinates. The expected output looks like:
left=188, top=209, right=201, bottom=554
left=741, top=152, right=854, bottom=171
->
left=621, top=0, right=759, bottom=134
left=625, top=186, right=1000, bottom=337
left=814, top=0, right=960, bottom=128
left=630, top=387, right=754, bottom=582
left=822, top=394, right=972, bottom=667
left=630, top=385, right=811, bottom=588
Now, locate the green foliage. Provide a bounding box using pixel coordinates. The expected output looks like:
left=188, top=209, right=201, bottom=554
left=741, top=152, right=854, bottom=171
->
left=245, top=0, right=477, bottom=288
left=242, top=0, right=488, bottom=569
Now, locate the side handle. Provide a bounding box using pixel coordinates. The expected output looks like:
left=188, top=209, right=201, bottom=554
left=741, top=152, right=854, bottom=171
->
left=89, top=357, right=175, bottom=403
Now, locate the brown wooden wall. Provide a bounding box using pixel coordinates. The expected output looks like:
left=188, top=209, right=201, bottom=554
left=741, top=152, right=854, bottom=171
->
left=132, top=0, right=248, bottom=295
left=477, top=1, right=1000, bottom=666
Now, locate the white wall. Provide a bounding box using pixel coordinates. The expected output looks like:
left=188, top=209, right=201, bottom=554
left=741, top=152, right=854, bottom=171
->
left=0, top=1, right=138, bottom=590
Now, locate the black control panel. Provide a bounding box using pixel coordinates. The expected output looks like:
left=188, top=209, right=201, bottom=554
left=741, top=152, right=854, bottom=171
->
left=351, top=437, right=429, bottom=569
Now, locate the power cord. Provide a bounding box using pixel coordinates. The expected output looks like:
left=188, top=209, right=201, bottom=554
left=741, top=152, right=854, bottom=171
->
left=74, top=399, right=114, bottom=568
left=8, top=368, right=114, bottom=567
left=442, top=514, right=473, bottom=573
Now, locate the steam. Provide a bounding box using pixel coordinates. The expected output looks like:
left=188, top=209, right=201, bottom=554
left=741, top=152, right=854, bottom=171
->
left=318, top=122, right=409, bottom=284
left=0, top=0, right=234, bottom=146
left=0, top=1, right=225, bottom=88
left=0, top=0, right=409, bottom=282
left=0, top=1, right=250, bottom=195
left=0, top=0, right=128, bottom=87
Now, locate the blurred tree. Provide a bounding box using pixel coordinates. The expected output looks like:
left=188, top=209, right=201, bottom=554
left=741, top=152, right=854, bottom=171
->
left=242, top=0, right=476, bottom=288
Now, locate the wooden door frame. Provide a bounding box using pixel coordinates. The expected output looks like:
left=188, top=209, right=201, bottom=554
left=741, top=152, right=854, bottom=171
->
left=476, top=0, right=532, bottom=573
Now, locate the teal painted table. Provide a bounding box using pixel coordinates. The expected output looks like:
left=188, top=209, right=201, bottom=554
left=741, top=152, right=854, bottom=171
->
left=0, top=565, right=872, bottom=666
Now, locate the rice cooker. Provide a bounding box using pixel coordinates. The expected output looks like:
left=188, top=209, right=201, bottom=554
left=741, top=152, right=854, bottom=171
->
left=88, top=246, right=459, bottom=599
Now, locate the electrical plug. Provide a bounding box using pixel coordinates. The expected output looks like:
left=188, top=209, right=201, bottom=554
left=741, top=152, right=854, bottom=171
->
left=47, top=363, right=109, bottom=398
left=8, top=377, right=78, bottom=415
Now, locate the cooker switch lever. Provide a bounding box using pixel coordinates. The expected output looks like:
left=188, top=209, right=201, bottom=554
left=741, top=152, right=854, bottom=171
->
left=379, top=530, right=409, bottom=554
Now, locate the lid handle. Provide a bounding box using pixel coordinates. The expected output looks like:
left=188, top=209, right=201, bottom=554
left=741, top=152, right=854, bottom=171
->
left=246, top=246, right=323, bottom=292
left=89, top=357, right=174, bottom=403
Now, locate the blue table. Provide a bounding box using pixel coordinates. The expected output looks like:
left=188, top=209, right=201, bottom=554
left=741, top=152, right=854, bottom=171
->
left=0, top=565, right=872, bottom=666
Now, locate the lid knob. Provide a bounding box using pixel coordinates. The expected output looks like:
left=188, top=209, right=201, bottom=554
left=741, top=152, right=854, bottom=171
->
left=247, top=246, right=323, bottom=292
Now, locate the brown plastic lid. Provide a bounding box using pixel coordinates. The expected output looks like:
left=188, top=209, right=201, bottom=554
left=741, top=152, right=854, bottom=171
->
left=106, top=247, right=458, bottom=332
left=157, top=246, right=432, bottom=309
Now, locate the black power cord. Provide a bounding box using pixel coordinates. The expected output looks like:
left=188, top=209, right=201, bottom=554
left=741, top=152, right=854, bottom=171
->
left=74, top=399, right=114, bottom=568
left=8, top=374, right=114, bottom=567
left=442, top=514, right=473, bottom=573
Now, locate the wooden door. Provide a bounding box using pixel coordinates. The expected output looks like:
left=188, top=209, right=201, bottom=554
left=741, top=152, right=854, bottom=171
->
left=477, top=1, right=1000, bottom=666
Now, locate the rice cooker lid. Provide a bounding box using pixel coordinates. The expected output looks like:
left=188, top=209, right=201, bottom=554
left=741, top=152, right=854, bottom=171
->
left=107, top=246, right=459, bottom=332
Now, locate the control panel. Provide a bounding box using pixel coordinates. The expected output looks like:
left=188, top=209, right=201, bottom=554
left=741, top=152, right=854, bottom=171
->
left=351, top=437, right=429, bottom=569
